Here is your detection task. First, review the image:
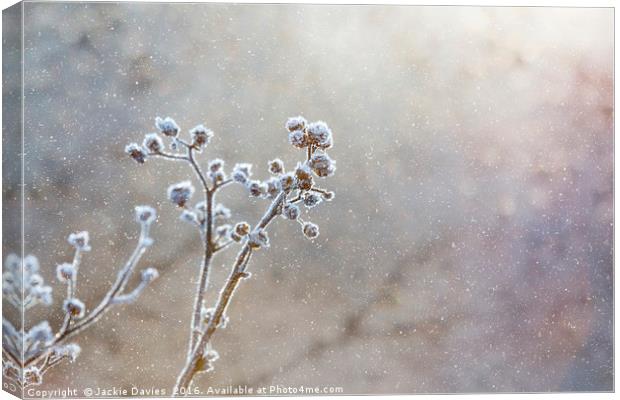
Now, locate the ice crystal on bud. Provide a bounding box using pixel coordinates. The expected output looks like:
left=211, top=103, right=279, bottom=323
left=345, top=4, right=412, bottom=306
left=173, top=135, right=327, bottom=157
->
left=248, top=229, right=270, bottom=249
left=180, top=210, right=199, bottom=225
left=285, top=116, right=307, bottom=132
left=268, top=159, right=284, bottom=175
left=303, top=192, right=322, bottom=208
left=302, top=222, right=320, bottom=239
left=143, top=133, right=165, bottom=154
left=63, top=298, right=85, bottom=318
left=247, top=180, right=266, bottom=197
left=135, top=205, right=157, bottom=225
left=141, top=268, right=159, bottom=283
left=288, top=130, right=308, bottom=148
left=155, top=116, right=180, bottom=137
left=68, top=231, right=91, bottom=252
left=125, top=143, right=148, bottom=164
left=56, top=263, right=77, bottom=282
left=309, top=151, right=336, bottom=177
left=190, top=125, right=213, bottom=150
left=168, top=181, right=195, bottom=207
left=282, top=203, right=300, bottom=220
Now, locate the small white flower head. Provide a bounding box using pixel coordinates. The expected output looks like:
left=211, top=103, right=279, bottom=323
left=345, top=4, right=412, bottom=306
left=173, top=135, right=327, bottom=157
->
left=268, top=159, right=284, bottom=175
left=167, top=181, right=195, bottom=207
left=155, top=116, right=180, bottom=137
left=295, top=162, right=314, bottom=191
left=23, top=255, right=40, bottom=274
left=307, top=121, right=333, bottom=149
left=56, top=263, right=77, bottom=282
left=214, top=204, right=231, bottom=220
left=248, top=229, right=270, bottom=249
left=285, top=116, right=307, bottom=132
left=288, top=130, right=308, bottom=149
left=247, top=180, right=267, bottom=198
left=28, top=321, right=53, bottom=344
left=309, top=151, right=336, bottom=178
left=303, top=192, right=322, bottom=208
left=63, top=298, right=85, bottom=318
left=234, top=222, right=251, bottom=236
left=280, top=172, right=295, bottom=192
left=141, top=267, right=159, bottom=283
left=265, top=177, right=282, bottom=199
left=282, top=203, right=300, bottom=220
left=125, top=143, right=148, bottom=164
left=190, top=125, right=213, bottom=150
left=68, top=231, right=91, bottom=252
left=135, top=205, right=157, bottom=225
left=24, top=366, right=43, bottom=386
left=32, top=286, right=53, bottom=306
left=180, top=210, right=199, bottom=225
left=143, top=133, right=165, bottom=154
left=232, top=163, right=252, bottom=184
left=302, top=222, right=320, bottom=239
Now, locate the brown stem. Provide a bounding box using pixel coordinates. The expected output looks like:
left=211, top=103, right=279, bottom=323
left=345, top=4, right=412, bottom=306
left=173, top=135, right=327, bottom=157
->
left=173, top=191, right=287, bottom=395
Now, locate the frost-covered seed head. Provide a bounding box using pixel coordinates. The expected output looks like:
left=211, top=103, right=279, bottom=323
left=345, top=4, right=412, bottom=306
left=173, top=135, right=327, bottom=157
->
left=155, top=116, right=180, bottom=137
left=282, top=203, right=300, bottom=220
left=29, top=274, right=43, bottom=287
left=190, top=125, right=213, bottom=150
left=62, top=344, right=81, bottom=362
left=285, top=116, right=307, bottom=132
left=268, top=159, right=284, bottom=175
left=298, top=177, right=313, bottom=191
left=216, top=225, right=231, bottom=237
left=24, top=366, right=42, bottom=386
left=247, top=229, right=269, bottom=249
left=295, top=162, right=312, bottom=181
left=33, top=286, right=53, bottom=306
left=180, top=210, right=199, bottom=225
left=56, top=263, right=77, bottom=282
left=307, top=121, right=333, bottom=148
left=288, top=130, right=308, bottom=148
left=230, top=232, right=243, bottom=242
left=143, top=133, right=165, bottom=154
left=302, top=222, right=320, bottom=239
left=29, top=321, right=53, bottom=343
left=68, top=231, right=91, bottom=252
left=167, top=181, right=195, bottom=207
left=280, top=173, right=295, bottom=192
left=247, top=180, right=265, bottom=198
left=232, top=163, right=252, bottom=184
left=322, top=191, right=335, bottom=201
left=141, top=267, right=159, bottom=283
left=265, top=177, right=282, bottom=199
left=5, top=253, right=20, bottom=272
left=209, top=170, right=226, bottom=185
left=63, top=298, right=85, bottom=318
left=24, top=255, right=40, bottom=274
left=234, top=222, right=251, bottom=236
left=303, top=192, right=322, bottom=208
left=125, top=143, right=148, bottom=164
left=135, top=205, right=157, bottom=225
left=214, top=204, right=231, bottom=220
left=209, top=159, right=225, bottom=173
left=309, top=151, right=336, bottom=177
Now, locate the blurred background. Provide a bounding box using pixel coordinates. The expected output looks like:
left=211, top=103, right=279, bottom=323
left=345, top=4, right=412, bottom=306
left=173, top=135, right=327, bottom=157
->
left=3, top=2, right=613, bottom=394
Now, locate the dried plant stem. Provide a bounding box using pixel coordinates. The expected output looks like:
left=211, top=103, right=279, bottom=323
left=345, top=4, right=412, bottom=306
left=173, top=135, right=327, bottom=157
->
left=173, top=191, right=287, bottom=394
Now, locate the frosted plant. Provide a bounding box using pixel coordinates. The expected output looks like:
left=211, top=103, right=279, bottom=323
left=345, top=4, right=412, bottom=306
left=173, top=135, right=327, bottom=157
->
left=126, top=115, right=336, bottom=395
left=2, top=206, right=159, bottom=388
